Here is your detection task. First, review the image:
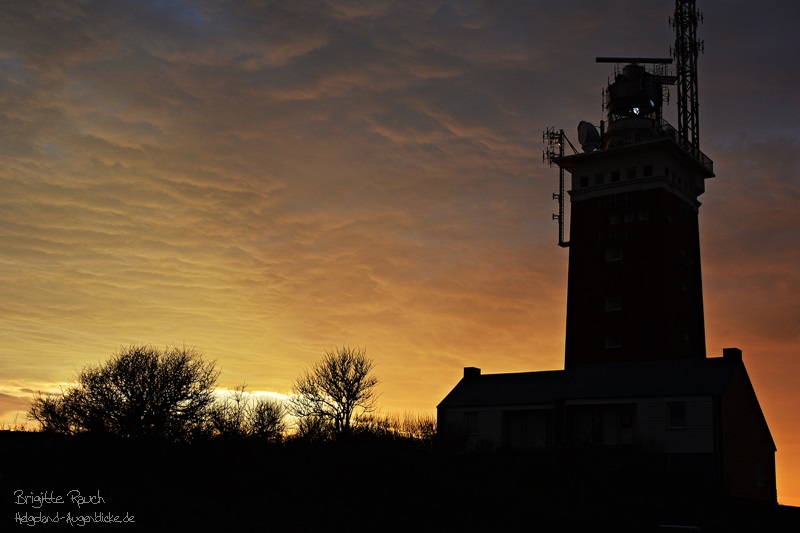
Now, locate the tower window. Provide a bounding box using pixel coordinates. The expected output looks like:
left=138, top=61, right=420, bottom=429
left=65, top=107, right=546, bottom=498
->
left=605, top=296, right=623, bottom=311
left=605, top=247, right=623, bottom=262
left=603, top=227, right=631, bottom=244
left=643, top=165, right=653, bottom=177
left=580, top=176, right=589, bottom=188
left=595, top=172, right=605, bottom=185
left=600, top=193, right=628, bottom=209
left=605, top=334, right=622, bottom=348
left=626, top=167, right=637, bottom=180
left=611, top=170, right=620, bottom=182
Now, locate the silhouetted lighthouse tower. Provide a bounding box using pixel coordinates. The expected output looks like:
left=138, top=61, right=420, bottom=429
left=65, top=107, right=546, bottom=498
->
left=545, top=0, right=714, bottom=369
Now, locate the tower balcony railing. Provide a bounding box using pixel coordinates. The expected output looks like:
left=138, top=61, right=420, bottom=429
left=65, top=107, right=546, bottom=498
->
left=657, top=120, right=714, bottom=174
left=604, top=117, right=713, bottom=175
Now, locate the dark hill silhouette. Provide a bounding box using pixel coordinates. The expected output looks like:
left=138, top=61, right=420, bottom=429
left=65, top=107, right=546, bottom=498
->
left=2, top=431, right=798, bottom=532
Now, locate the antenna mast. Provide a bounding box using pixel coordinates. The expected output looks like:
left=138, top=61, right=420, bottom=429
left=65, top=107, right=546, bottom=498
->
left=671, top=0, right=704, bottom=158
left=543, top=127, right=570, bottom=248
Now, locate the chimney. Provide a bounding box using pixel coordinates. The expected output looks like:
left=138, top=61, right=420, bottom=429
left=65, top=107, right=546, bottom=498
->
left=463, top=367, right=481, bottom=378
left=722, top=347, right=742, bottom=361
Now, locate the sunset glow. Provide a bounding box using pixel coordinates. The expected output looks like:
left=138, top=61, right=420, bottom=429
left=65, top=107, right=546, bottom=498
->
left=1, top=1, right=798, bottom=505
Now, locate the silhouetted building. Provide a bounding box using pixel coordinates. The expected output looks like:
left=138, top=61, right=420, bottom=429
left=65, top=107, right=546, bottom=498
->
left=437, top=349, right=776, bottom=502
left=437, top=3, right=776, bottom=504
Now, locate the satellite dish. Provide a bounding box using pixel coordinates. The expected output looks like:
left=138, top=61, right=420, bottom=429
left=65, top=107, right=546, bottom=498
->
left=578, top=121, right=601, bottom=152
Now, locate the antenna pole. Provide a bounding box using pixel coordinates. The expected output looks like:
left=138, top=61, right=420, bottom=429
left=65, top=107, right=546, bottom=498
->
left=543, top=127, right=569, bottom=248
left=671, top=0, right=704, bottom=158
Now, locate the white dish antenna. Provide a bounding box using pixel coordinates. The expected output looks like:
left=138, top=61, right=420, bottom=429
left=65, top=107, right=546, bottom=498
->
left=578, top=121, right=601, bottom=152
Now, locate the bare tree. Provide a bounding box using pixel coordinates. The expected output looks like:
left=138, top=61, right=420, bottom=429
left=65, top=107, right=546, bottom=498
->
left=292, top=413, right=336, bottom=442
left=209, top=384, right=287, bottom=442
left=29, top=344, right=219, bottom=441
left=352, top=411, right=437, bottom=443
left=208, top=384, right=249, bottom=439
left=27, top=392, right=75, bottom=434
left=247, top=395, right=288, bottom=441
left=289, top=346, right=379, bottom=437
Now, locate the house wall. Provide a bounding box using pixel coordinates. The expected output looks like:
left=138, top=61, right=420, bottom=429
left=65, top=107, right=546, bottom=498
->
left=634, top=396, right=714, bottom=453
left=721, top=367, right=777, bottom=502
left=562, top=396, right=713, bottom=453
left=438, top=406, right=551, bottom=449
left=476, top=408, right=502, bottom=447
left=437, top=407, right=497, bottom=448
left=442, top=396, right=716, bottom=454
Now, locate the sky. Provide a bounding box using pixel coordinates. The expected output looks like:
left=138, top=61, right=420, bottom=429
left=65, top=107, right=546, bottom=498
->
left=1, top=0, right=798, bottom=504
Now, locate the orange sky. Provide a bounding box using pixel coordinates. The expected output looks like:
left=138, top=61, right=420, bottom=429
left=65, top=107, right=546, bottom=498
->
left=1, top=1, right=798, bottom=505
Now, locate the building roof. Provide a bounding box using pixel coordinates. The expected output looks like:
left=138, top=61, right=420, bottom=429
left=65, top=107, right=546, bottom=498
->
left=437, top=356, right=742, bottom=409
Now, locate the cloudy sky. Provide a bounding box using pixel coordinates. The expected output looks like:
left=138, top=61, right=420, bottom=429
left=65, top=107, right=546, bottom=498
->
left=1, top=0, right=798, bottom=504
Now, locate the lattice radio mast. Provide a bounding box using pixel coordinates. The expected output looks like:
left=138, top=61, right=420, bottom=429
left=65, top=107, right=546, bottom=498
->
left=671, top=0, right=705, bottom=158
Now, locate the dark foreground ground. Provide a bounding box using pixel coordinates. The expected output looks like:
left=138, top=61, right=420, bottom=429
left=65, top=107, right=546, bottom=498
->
left=1, top=431, right=798, bottom=532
